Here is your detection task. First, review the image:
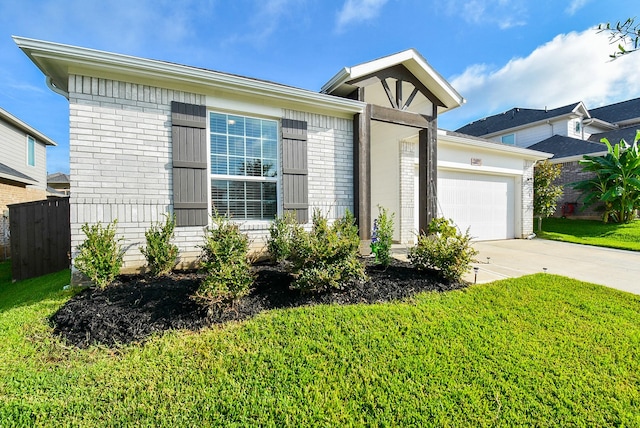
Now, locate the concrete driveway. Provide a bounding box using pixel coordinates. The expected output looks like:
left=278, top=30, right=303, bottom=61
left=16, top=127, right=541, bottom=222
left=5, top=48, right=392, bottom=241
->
left=465, top=239, right=640, bottom=295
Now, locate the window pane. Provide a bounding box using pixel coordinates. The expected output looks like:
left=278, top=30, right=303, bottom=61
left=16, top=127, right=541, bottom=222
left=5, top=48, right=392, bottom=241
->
left=228, top=115, right=245, bottom=136
left=212, top=200, right=228, bottom=217
left=210, top=113, right=227, bottom=134
left=246, top=118, right=261, bottom=138
left=501, top=134, right=515, bottom=145
left=229, top=201, right=245, bottom=219
left=263, top=201, right=277, bottom=219
left=246, top=138, right=261, bottom=157
left=210, top=134, right=227, bottom=155
left=211, top=180, right=228, bottom=199
left=263, top=139, right=277, bottom=159
left=263, top=182, right=277, bottom=200
left=262, top=159, right=277, bottom=177
left=246, top=182, right=261, bottom=200
left=211, top=155, right=228, bottom=175
left=228, top=181, right=245, bottom=199
left=229, top=157, right=244, bottom=176
left=229, top=136, right=244, bottom=157
left=262, top=121, right=277, bottom=140
left=27, top=136, right=35, bottom=167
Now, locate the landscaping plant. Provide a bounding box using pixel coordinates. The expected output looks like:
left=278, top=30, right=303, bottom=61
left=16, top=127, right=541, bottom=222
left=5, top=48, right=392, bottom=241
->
left=139, top=213, right=179, bottom=277
left=73, top=220, right=124, bottom=288
left=371, top=205, right=395, bottom=267
left=196, top=214, right=254, bottom=304
left=408, top=217, right=478, bottom=282
left=573, top=131, right=640, bottom=223
left=533, top=160, right=563, bottom=231
left=288, top=209, right=366, bottom=292
left=266, top=212, right=299, bottom=263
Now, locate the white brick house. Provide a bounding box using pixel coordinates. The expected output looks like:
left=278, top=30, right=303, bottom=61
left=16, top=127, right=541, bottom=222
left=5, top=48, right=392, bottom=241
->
left=15, top=37, right=549, bottom=281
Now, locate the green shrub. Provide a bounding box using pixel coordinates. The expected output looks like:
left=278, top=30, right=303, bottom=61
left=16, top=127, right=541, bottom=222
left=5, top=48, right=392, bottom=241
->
left=371, top=206, right=395, bottom=267
left=267, top=212, right=299, bottom=263
left=288, top=209, right=366, bottom=292
left=74, top=220, right=124, bottom=289
left=408, top=217, right=478, bottom=282
left=140, top=214, right=179, bottom=277
left=196, top=214, right=254, bottom=304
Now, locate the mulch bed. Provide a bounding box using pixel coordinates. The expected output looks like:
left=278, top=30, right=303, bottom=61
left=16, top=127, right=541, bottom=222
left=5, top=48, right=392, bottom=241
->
left=50, top=259, right=465, bottom=348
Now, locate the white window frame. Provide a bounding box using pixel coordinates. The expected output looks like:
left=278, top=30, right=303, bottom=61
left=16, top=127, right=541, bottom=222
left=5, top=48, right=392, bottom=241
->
left=207, top=111, right=280, bottom=223
left=26, top=135, right=36, bottom=167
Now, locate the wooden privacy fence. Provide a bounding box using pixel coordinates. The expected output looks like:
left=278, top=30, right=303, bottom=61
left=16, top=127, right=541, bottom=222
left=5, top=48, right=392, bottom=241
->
left=9, top=198, right=70, bottom=281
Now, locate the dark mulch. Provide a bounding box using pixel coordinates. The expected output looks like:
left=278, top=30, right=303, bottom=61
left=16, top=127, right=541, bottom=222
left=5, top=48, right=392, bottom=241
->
left=51, top=259, right=465, bottom=348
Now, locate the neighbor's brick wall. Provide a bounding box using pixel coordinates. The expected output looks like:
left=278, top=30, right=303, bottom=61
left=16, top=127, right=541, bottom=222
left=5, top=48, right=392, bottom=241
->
left=68, top=74, right=206, bottom=275
left=282, top=109, right=354, bottom=221
left=0, top=181, right=47, bottom=258
left=547, top=161, right=600, bottom=219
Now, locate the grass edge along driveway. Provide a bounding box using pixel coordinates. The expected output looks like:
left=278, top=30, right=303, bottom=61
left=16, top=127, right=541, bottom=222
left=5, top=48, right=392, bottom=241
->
left=0, top=262, right=639, bottom=426
left=539, top=217, right=640, bottom=251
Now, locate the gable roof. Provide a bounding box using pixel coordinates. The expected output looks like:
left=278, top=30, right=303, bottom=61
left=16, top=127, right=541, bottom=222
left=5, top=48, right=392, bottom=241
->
left=528, top=135, right=606, bottom=159
left=456, top=102, right=586, bottom=137
left=0, top=107, right=57, bottom=146
left=47, top=172, right=70, bottom=184
left=0, top=162, right=38, bottom=185
left=321, top=49, right=465, bottom=114
left=589, top=97, right=640, bottom=125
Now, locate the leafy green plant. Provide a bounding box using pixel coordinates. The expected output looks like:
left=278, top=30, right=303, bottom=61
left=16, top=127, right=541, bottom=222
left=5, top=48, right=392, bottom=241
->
left=73, top=220, right=124, bottom=288
left=288, top=209, right=366, bottom=292
left=196, top=214, right=254, bottom=304
left=533, top=160, right=563, bottom=231
left=573, top=131, right=640, bottom=223
left=140, top=214, right=179, bottom=277
left=371, top=205, right=395, bottom=267
left=266, top=212, right=299, bottom=263
left=408, top=217, right=478, bottom=282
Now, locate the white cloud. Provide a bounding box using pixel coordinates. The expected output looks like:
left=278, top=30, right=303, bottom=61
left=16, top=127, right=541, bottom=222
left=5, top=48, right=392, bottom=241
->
left=565, top=0, right=590, bottom=16
left=436, top=0, right=527, bottom=29
left=440, top=28, right=640, bottom=130
left=335, top=0, right=388, bottom=32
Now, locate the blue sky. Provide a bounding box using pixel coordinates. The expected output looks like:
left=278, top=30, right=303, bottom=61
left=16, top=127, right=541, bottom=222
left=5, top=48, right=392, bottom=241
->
left=1, top=0, right=639, bottom=175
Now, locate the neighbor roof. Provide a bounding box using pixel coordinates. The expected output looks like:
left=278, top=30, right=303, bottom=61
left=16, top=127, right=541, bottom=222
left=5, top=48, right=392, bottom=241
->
left=0, top=162, right=38, bottom=185
left=589, top=97, right=640, bottom=125
left=0, top=107, right=57, bottom=146
left=47, top=172, right=70, bottom=183
left=528, top=135, right=606, bottom=159
left=456, top=102, right=584, bottom=137
left=588, top=125, right=639, bottom=145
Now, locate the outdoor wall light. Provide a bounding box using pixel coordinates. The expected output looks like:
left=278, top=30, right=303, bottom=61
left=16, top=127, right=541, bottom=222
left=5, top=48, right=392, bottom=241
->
left=473, top=266, right=479, bottom=284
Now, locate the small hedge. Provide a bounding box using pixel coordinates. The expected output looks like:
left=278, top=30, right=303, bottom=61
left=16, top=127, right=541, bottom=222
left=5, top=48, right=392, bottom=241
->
left=73, top=220, right=124, bottom=289
left=140, top=214, right=179, bottom=277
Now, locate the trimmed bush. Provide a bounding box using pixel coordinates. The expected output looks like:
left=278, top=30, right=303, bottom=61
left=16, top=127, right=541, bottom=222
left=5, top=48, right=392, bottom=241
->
left=266, top=212, right=299, bottom=263
left=140, top=214, right=179, bottom=277
left=74, top=220, right=124, bottom=289
left=371, top=205, right=395, bottom=267
left=196, top=214, right=254, bottom=304
left=288, top=209, right=366, bottom=292
left=408, top=217, right=478, bottom=282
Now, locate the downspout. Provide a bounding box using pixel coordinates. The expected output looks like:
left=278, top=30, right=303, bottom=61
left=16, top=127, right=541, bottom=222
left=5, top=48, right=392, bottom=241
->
left=46, top=76, right=69, bottom=99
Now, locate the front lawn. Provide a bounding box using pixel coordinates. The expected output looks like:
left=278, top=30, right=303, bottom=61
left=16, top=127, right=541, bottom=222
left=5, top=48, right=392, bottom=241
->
left=539, top=217, right=640, bottom=251
left=1, top=261, right=639, bottom=426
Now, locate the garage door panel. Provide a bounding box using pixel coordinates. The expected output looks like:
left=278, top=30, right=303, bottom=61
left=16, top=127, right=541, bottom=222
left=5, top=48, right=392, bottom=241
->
left=437, top=170, right=515, bottom=241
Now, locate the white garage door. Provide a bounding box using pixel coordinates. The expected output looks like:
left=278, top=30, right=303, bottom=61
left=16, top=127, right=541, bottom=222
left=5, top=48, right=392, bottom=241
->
left=437, top=170, right=515, bottom=241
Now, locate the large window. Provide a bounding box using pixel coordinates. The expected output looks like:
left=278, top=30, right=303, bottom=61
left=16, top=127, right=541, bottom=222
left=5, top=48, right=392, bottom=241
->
left=27, top=135, right=35, bottom=167
left=209, top=112, right=278, bottom=220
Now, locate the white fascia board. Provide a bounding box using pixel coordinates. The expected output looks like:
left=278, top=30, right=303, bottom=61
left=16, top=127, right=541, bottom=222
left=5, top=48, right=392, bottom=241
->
left=480, top=113, right=581, bottom=139
left=0, top=106, right=57, bottom=146
left=438, top=129, right=552, bottom=161
left=13, top=36, right=365, bottom=115
left=583, top=117, right=618, bottom=130
left=548, top=151, right=608, bottom=163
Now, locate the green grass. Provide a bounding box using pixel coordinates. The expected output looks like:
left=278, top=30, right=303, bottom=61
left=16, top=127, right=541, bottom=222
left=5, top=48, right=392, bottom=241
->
left=1, top=260, right=639, bottom=426
left=538, top=217, right=640, bottom=251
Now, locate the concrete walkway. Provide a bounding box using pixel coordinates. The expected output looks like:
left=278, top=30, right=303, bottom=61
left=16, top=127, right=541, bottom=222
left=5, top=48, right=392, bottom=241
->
left=394, top=239, right=640, bottom=295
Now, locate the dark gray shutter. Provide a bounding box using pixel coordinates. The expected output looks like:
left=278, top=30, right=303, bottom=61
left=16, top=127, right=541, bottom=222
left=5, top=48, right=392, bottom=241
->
left=281, top=118, right=308, bottom=223
left=171, top=101, right=208, bottom=226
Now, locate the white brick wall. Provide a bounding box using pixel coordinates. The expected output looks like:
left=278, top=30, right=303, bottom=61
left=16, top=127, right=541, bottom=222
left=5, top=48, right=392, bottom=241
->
left=521, top=160, right=535, bottom=237
left=68, top=75, right=355, bottom=281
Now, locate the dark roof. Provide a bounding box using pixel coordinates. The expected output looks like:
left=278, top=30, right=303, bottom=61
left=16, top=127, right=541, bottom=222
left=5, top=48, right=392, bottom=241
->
left=0, top=162, right=37, bottom=184
left=47, top=172, right=70, bottom=183
left=589, top=97, right=640, bottom=124
left=455, top=102, right=581, bottom=136
left=528, top=135, right=606, bottom=159
left=588, top=125, right=639, bottom=144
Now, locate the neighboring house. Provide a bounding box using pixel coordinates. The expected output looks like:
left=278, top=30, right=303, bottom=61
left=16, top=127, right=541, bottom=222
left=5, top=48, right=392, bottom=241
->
left=0, top=107, right=57, bottom=258
left=15, top=37, right=548, bottom=281
left=47, top=172, right=70, bottom=196
left=456, top=98, right=640, bottom=218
